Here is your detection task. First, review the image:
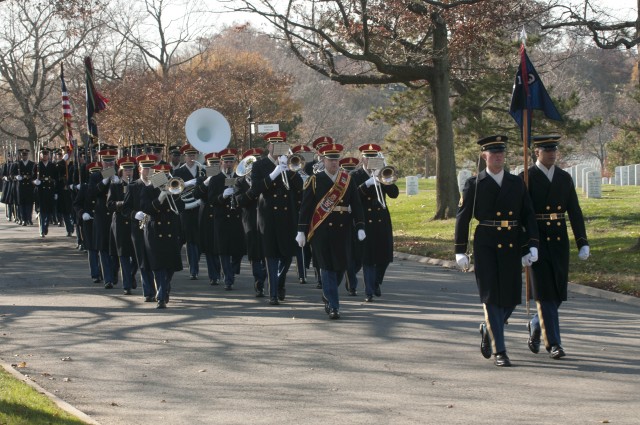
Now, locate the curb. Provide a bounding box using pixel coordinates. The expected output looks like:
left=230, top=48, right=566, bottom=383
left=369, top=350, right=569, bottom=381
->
left=393, top=251, right=640, bottom=308
left=1, top=362, right=101, bottom=425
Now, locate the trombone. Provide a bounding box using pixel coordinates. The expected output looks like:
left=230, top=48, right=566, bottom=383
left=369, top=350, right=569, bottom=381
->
left=365, top=153, right=398, bottom=209
left=281, top=152, right=306, bottom=190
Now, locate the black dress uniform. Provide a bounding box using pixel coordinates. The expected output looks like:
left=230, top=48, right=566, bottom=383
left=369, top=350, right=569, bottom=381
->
left=192, top=171, right=222, bottom=286
left=298, top=143, right=365, bottom=319
left=12, top=153, right=35, bottom=226
left=54, top=153, right=74, bottom=235
left=140, top=165, right=185, bottom=308
left=74, top=165, right=103, bottom=282
left=209, top=155, right=245, bottom=290
left=522, top=135, right=589, bottom=359
left=455, top=135, right=539, bottom=366
left=351, top=145, right=399, bottom=301
left=250, top=133, right=303, bottom=304
left=33, top=152, right=59, bottom=237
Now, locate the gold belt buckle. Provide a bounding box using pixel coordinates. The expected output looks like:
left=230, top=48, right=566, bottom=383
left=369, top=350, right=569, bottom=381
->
left=501, top=220, right=509, bottom=227
left=549, top=213, right=557, bottom=220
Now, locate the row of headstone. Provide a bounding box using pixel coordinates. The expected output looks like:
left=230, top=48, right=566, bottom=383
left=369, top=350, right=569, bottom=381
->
left=614, top=164, right=640, bottom=186
left=565, top=164, right=602, bottom=198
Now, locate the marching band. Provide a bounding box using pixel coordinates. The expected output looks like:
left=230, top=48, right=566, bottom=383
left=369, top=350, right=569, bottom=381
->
left=0, top=133, right=399, bottom=318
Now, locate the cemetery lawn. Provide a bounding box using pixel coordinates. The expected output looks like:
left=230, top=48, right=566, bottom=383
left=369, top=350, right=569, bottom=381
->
left=390, top=179, right=640, bottom=297
left=0, top=367, right=89, bottom=424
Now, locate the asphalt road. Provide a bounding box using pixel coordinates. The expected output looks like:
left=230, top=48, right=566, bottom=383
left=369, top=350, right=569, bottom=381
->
left=1, top=217, right=639, bottom=425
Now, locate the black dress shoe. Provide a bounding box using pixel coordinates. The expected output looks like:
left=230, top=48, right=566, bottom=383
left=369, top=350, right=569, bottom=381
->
left=132, top=278, right=138, bottom=289
left=156, top=300, right=167, bottom=309
left=527, top=322, right=541, bottom=354
left=104, top=282, right=114, bottom=289
left=348, top=289, right=357, bottom=296
left=321, top=295, right=330, bottom=314
left=269, top=297, right=279, bottom=305
left=225, top=285, right=233, bottom=291
left=364, top=295, right=373, bottom=302
left=316, top=282, right=322, bottom=289
left=299, top=277, right=306, bottom=284
left=92, top=278, right=102, bottom=283
left=278, top=286, right=286, bottom=301
left=190, top=275, right=198, bottom=280
left=328, top=308, right=340, bottom=320
left=374, top=284, right=382, bottom=297
left=479, top=322, right=492, bottom=359
left=210, top=279, right=219, bottom=286
left=144, top=296, right=155, bottom=302
left=549, top=345, right=566, bottom=359
left=123, top=289, right=132, bottom=295
left=494, top=352, right=512, bottom=367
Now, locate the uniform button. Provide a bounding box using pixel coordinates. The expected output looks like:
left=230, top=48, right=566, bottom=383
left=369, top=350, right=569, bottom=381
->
left=546, top=206, right=551, bottom=210
left=284, top=207, right=288, bottom=210
left=125, top=221, right=129, bottom=224
left=557, top=222, right=561, bottom=226
left=547, top=222, right=551, bottom=226
left=284, top=194, right=288, bottom=198
left=557, top=206, right=562, bottom=210
left=547, top=237, right=551, bottom=241
left=368, top=197, right=372, bottom=200
left=209, top=214, right=213, bottom=218
left=157, top=221, right=161, bottom=225
left=273, top=183, right=276, bottom=186
left=273, top=194, right=277, bottom=198
left=274, top=206, right=278, bottom=210
left=209, top=204, right=213, bottom=207
left=368, top=208, right=372, bottom=211
left=227, top=214, right=231, bottom=218
left=497, top=244, right=502, bottom=248
left=378, top=219, right=381, bottom=222
left=497, top=227, right=502, bottom=231
left=168, top=234, right=172, bottom=237
left=377, top=208, right=381, bottom=211
left=509, top=243, right=513, bottom=248
left=329, top=222, right=333, bottom=226
left=369, top=219, right=373, bottom=223
left=159, top=234, right=163, bottom=238
left=508, top=211, right=513, bottom=216
left=496, top=212, right=502, bottom=216
left=557, top=237, right=561, bottom=241
left=340, top=224, right=343, bottom=227
left=507, top=226, right=512, bottom=231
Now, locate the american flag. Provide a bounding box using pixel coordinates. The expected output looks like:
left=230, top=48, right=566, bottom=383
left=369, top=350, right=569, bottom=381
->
left=60, top=63, right=74, bottom=150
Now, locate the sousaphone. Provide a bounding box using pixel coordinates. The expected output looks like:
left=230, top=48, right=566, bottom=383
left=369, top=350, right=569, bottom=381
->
left=185, top=108, right=231, bottom=154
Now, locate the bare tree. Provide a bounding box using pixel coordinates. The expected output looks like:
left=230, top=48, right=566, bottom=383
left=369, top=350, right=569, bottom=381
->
left=231, top=0, right=537, bottom=219
left=0, top=0, right=102, bottom=152
left=105, top=0, right=216, bottom=79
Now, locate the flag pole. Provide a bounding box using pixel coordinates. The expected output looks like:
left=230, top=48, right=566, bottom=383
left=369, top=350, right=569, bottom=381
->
left=523, top=109, right=532, bottom=317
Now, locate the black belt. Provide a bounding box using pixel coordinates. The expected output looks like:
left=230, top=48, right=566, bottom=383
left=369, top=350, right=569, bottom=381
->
left=479, top=220, right=518, bottom=227
left=535, top=213, right=565, bottom=220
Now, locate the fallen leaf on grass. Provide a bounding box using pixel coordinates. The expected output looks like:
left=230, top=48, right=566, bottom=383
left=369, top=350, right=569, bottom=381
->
left=16, top=361, right=27, bottom=368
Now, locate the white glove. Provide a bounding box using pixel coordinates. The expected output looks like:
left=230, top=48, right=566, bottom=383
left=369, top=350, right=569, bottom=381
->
left=2, top=176, right=6, bottom=181
left=62, top=153, right=69, bottom=161
left=184, top=178, right=197, bottom=187
left=223, top=187, right=235, bottom=198
left=296, top=231, right=306, bottom=248
left=102, top=177, right=109, bottom=185
left=521, top=253, right=533, bottom=267
left=82, top=212, right=92, bottom=221
left=578, top=245, right=590, bottom=260
left=364, top=176, right=375, bottom=187
left=278, top=155, right=288, bottom=166
left=16, top=175, right=23, bottom=181
left=158, top=190, right=168, bottom=203
left=111, top=175, right=120, bottom=184
left=456, top=253, right=469, bottom=269
left=203, top=176, right=212, bottom=186
left=357, top=229, right=366, bottom=241
left=69, top=184, right=74, bottom=190
left=75, top=184, right=81, bottom=190
left=134, top=211, right=145, bottom=221
left=54, top=194, right=58, bottom=200
left=269, top=164, right=287, bottom=181
left=529, top=247, right=538, bottom=263
left=34, top=179, right=41, bottom=186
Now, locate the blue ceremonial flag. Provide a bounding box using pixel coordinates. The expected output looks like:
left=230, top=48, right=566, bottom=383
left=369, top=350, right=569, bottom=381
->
left=84, top=56, right=108, bottom=140
left=509, top=45, right=562, bottom=145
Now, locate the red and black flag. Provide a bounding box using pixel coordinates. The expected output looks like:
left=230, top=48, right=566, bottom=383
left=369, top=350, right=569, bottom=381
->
left=84, top=56, right=108, bottom=140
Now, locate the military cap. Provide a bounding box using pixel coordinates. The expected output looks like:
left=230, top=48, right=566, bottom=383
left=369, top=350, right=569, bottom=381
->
left=477, top=135, right=507, bottom=152
left=263, top=131, right=287, bottom=143
left=312, top=136, right=333, bottom=151
left=318, top=143, right=344, bottom=159
left=358, top=143, right=382, bottom=158
left=532, top=134, right=561, bottom=150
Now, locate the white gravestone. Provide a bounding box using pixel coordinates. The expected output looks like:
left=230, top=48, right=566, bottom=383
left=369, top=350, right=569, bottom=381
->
left=635, top=165, right=640, bottom=186
left=627, top=164, right=636, bottom=186
left=576, top=165, right=589, bottom=189
left=614, top=166, right=621, bottom=186
left=457, top=169, right=472, bottom=193
left=581, top=167, right=594, bottom=193
left=405, top=176, right=419, bottom=196
left=601, top=177, right=610, bottom=185
left=586, top=170, right=602, bottom=198
left=620, top=165, right=629, bottom=186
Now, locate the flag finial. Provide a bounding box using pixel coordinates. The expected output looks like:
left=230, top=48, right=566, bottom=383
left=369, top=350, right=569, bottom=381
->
left=520, top=26, right=527, bottom=47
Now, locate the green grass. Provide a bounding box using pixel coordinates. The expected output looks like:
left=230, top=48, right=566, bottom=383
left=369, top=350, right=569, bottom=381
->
left=0, top=368, right=89, bottom=425
left=389, top=178, right=640, bottom=297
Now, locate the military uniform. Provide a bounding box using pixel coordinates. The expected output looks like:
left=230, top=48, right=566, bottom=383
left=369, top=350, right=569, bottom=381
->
left=33, top=150, right=59, bottom=237
left=74, top=164, right=103, bottom=282
left=12, top=150, right=35, bottom=226
left=455, top=135, right=539, bottom=366
left=522, top=135, right=589, bottom=359
left=250, top=131, right=303, bottom=304
left=298, top=143, right=365, bottom=319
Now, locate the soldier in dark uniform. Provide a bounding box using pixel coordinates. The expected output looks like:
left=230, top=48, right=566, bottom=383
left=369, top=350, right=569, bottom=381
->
left=193, top=153, right=223, bottom=286
left=12, top=149, right=35, bottom=226
left=208, top=148, right=245, bottom=290
left=249, top=131, right=303, bottom=305
left=234, top=148, right=267, bottom=296
left=33, top=148, right=59, bottom=237
left=123, top=154, right=157, bottom=301
left=167, top=145, right=184, bottom=173
left=290, top=144, right=314, bottom=285
left=69, top=149, right=89, bottom=249
left=75, top=162, right=103, bottom=282
left=140, top=163, right=185, bottom=309
left=351, top=144, right=399, bottom=302
left=89, top=149, right=119, bottom=289
left=297, top=143, right=365, bottom=319
left=455, top=135, right=539, bottom=367
left=338, top=156, right=362, bottom=296
left=521, top=135, right=590, bottom=360
left=108, top=157, right=138, bottom=295
left=1, top=152, right=14, bottom=221
left=304, top=137, right=333, bottom=289
left=53, top=147, right=75, bottom=236
left=172, top=144, right=205, bottom=279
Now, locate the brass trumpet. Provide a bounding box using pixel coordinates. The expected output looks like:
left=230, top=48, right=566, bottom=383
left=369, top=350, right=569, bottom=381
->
left=366, top=154, right=398, bottom=209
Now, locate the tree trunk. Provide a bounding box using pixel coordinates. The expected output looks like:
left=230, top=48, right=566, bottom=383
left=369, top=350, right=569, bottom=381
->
left=430, top=12, right=459, bottom=219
